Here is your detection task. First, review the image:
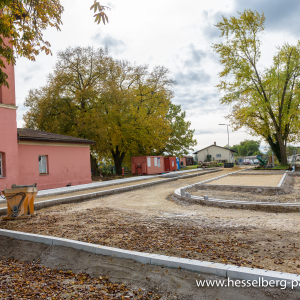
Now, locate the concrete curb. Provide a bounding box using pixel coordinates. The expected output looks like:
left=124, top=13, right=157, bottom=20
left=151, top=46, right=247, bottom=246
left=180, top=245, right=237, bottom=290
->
left=174, top=172, right=300, bottom=212
left=0, top=169, right=221, bottom=216
left=35, top=167, right=209, bottom=198
left=278, top=173, right=287, bottom=187
left=0, top=229, right=299, bottom=289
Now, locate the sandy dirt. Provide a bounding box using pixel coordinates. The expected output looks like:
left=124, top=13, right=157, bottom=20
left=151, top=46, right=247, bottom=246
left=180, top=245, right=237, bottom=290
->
left=0, top=170, right=210, bottom=209
left=205, top=174, right=283, bottom=187
left=191, top=177, right=300, bottom=203
left=1, top=167, right=300, bottom=275
left=0, top=177, right=166, bottom=208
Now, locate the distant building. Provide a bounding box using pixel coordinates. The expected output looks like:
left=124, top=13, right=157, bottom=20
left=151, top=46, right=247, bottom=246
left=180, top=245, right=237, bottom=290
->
left=0, top=57, right=94, bottom=191
left=193, top=142, right=237, bottom=163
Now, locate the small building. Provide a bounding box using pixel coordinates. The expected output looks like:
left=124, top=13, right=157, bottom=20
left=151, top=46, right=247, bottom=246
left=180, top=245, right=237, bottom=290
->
left=193, top=142, right=237, bottom=163
left=164, top=157, right=177, bottom=172
left=184, top=155, right=194, bottom=166
left=131, top=156, right=165, bottom=175
left=0, top=59, right=94, bottom=191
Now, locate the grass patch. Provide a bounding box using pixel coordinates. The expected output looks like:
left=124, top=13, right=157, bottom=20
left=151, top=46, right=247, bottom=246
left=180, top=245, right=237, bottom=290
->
left=273, top=164, right=290, bottom=170
left=254, top=164, right=290, bottom=170
left=182, top=165, right=199, bottom=169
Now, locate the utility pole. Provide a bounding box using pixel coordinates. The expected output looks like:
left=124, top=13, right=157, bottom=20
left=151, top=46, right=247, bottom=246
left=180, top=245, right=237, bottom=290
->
left=219, top=124, right=230, bottom=163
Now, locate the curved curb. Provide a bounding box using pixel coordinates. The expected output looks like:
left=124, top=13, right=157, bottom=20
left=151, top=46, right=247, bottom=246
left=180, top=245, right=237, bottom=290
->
left=174, top=172, right=300, bottom=212
left=0, top=169, right=221, bottom=216
left=0, top=229, right=299, bottom=289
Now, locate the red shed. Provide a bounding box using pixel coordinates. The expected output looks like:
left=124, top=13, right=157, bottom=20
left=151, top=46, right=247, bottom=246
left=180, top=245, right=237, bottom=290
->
left=131, top=156, right=165, bottom=175
left=164, top=157, right=177, bottom=172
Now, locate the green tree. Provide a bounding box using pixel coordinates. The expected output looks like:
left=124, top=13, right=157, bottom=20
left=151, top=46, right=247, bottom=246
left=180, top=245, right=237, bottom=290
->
left=0, top=1, right=109, bottom=87
left=237, top=140, right=261, bottom=156
left=23, top=47, right=195, bottom=174
left=229, top=144, right=239, bottom=156
left=213, top=9, right=300, bottom=164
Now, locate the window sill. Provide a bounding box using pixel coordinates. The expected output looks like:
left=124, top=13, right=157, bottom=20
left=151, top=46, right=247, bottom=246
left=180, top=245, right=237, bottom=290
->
left=0, top=177, right=6, bottom=179
left=39, top=174, right=49, bottom=176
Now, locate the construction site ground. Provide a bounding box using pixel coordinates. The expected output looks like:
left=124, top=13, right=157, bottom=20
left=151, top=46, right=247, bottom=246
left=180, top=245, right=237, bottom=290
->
left=205, top=174, right=283, bottom=187
left=2, top=237, right=299, bottom=300
left=192, top=176, right=300, bottom=203
left=1, top=167, right=300, bottom=299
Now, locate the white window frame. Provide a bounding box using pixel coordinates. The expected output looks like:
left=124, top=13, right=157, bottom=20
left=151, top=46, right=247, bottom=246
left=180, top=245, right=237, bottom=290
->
left=0, top=153, right=2, bottom=177
left=157, top=157, right=161, bottom=167
left=147, top=157, right=151, bottom=167
left=39, top=155, right=48, bottom=174
left=154, top=157, right=158, bottom=167
left=216, top=154, right=221, bottom=158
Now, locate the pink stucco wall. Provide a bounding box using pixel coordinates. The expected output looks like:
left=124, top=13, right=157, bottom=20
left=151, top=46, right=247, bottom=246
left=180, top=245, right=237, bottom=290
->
left=0, top=38, right=19, bottom=190
left=0, top=108, right=19, bottom=190
left=17, top=143, right=92, bottom=190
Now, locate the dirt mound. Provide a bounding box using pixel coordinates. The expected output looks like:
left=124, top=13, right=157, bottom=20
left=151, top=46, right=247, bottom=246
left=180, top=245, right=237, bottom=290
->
left=230, top=166, right=243, bottom=171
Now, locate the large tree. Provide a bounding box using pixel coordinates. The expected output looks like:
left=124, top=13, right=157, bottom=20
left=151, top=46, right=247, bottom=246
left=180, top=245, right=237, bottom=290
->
left=23, top=47, right=196, bottom=174
left=0, top=0, right=109, bottom=87
left=213, top=9, right=300, bottom=164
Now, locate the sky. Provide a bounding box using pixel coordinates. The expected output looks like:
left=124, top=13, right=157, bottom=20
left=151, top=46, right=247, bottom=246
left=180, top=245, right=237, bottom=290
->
left=14, top=0, right=300, bottom=152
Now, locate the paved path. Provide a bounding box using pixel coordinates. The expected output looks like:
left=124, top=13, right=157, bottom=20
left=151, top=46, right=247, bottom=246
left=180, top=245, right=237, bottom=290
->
left=36, top=168, right=205, bottom=198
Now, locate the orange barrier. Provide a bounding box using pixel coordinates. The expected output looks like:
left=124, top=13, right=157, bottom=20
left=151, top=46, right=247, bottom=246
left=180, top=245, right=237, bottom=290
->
left=2, top=184, right=38, bottom=220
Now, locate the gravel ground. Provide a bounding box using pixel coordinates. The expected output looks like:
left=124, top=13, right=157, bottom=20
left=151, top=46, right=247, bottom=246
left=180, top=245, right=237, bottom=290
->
left=1, top=167, right=300, bottom=275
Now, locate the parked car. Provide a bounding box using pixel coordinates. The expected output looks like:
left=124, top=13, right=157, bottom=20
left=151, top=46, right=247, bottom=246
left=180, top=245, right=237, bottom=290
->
left=253, top=159, right=260, bottom=165
left=243, top=159, right=251, bottom=165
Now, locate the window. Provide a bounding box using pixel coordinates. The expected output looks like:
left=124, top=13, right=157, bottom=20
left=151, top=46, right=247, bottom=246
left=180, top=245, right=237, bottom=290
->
left=147, top=157, right=151, bottom=167
left=216, top=154, right=221, bottom=158
left=157, top=157, right=161, bottom=167
left=154, top=157, right=158, bottom=167
left=0, top=153, right=2, bottom=177
left=172, top=160, right=174, bottom=167
left=39, top=155, right=48, bottom=174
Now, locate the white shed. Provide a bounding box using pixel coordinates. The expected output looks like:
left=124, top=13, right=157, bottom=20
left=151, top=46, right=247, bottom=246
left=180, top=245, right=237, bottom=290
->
left=193, top=142, right=237, bottom=163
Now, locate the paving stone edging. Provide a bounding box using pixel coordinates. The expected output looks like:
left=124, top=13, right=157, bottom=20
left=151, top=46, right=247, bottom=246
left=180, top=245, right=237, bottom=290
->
left=0, top=229, right=299, bottom=289
left=174, top=171, right=300, bottom=212
left=35, top=168, right=212, bottom=198
left=0, top=169, right=221, bottom=216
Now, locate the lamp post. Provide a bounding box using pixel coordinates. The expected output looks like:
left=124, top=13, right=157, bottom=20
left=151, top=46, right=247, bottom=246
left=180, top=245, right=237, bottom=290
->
left=219, top=124, right=230, bottom=163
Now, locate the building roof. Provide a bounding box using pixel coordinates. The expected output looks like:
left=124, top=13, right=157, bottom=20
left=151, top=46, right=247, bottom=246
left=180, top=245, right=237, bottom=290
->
left=193, top=144, right=238, bottom=154
left=17, top=128, right=95, bottom=145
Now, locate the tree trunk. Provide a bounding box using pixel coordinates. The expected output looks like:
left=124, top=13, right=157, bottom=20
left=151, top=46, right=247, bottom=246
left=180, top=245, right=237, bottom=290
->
left=266, top=135, right=287, bottom=164
left=90, top=154, right=100, bottom=176
left=277, top=136, right=287, bottom=165
left=266, top=136, right=282, bottom=163
left=111, top=146, right=126, bottom=175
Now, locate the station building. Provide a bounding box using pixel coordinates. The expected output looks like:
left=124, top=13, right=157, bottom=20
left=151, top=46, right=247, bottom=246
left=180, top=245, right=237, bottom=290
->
left=0, top=60, right=94, bottom=191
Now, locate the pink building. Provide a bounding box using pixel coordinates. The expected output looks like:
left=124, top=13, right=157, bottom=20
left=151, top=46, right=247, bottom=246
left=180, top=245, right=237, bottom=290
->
left=0, top=61, right=94, bottom=191
left=131, top=156, right=165, bottom=175
left=179, top=157, right=187, bottom=167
